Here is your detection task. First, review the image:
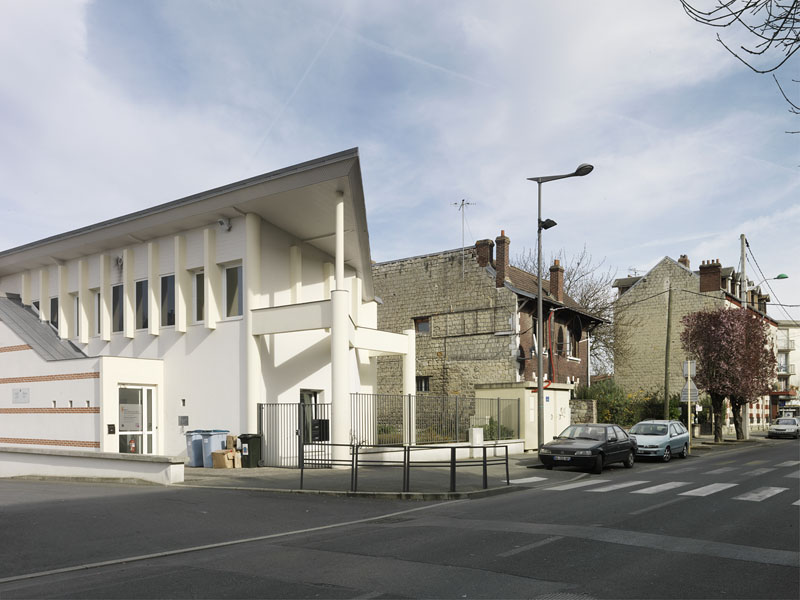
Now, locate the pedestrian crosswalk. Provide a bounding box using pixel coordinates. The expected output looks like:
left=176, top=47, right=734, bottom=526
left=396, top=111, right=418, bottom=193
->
left=532, top=460, right=799, bottom=505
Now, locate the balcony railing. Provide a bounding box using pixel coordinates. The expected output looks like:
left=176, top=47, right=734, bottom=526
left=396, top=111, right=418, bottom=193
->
left=777, top=339, right=795, bottom=351
left=777, top=364, right=796, bottom=375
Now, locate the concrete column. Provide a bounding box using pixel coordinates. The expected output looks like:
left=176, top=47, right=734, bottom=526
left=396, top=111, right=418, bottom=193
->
left=99, top=255, right=111, bottom=341
left=289, top=245, right=301, bottom=304
left=402, top=327, right=416, bottom=445
left=123, top=248, right=134, bottom=339
left=148, top=242, right=160, bottom=336
left=57, top=264, right=68, bottom=339
left=323, top=262, right=334, bottom=299
left=244, top=213, right=262, bottom=434
left=174, top=235, right=188, bottom=333
left=21, top=272, right=31, bottom=306
left=39, top=269, right=49, bottom=322
left=78, top=259, right=90, bottom=344
left=203, top=228, right=221, bottom=329
left=331, top=191, right=350, bottom=463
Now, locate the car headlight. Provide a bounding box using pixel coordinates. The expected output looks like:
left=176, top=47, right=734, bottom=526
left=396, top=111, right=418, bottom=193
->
left=539, top=447, right=552, bottom=455
left=574, top=450, right=593, bottom=456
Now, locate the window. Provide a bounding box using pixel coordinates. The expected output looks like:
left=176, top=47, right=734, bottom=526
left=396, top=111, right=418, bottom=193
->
left=49, top=297, right=58, bottom=329
left=414, top=316, right=430, bottom=335
left=556, top=327, right=565, bottom=355
left=94, top=291, right=101, bottom=336
left=161, top=275, right=175, bottom=327
left=416, top=376, right=430, bottom=392
left=135, top=280, right=148, bottom=330
left=73, top=295, right=80, bottom=338
left=224, top=265, right=242, bottom=318
left=112, top=284, right=123, bottom=332
left=194, top=272, right=204, bottom=323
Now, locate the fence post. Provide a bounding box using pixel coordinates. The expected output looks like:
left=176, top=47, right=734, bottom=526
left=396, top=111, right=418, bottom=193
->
left=298, top=403, right=305, bottom=489
left=505, top=445, right=510, bottom=485
left=456, top=396, right=460, bottom=442
left=482, top=446, right=488, bottom=489
left=450, top=447, right=456, bottom=492
left=496, top=397, right=501, bottom=441
left=351, top=444, right=359, bottom=493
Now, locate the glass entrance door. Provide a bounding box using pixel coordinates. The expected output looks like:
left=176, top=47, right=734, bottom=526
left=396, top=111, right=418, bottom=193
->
left=118, top=386, right=156, bottom=454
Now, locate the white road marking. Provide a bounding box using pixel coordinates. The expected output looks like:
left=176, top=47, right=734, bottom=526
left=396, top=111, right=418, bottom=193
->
left=784, top=471, right=800, bottom=479
left=497, top=536, right=563, bottom=557
left=793, top=499, right=800, bottom=506
left=546, top=479, right=609, bottom=491
left=509, top=476, right=548, bottom=484
left=742, top=468, right=776, bottom=476
left=587, top=481, right=650, bottom=493
left=679, top=483, right=738, bottom=497
left=733, top=487, right=789, bottom=502
left=631, top=482, right=692, bottom=495
left=703, top=467, right=737, bottom=475
left=776, top=461, right=800, bottom=467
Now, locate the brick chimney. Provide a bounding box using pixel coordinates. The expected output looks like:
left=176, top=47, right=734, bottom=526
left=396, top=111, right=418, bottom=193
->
left=475, top=239, right=494, bottom=268
left=549, top=259, right=565, bottom=302
left=678, top=254, right=690, bottom=269
left=699, top=259, right=722, bottom=292
left=495, top=231, right=510, bottom=288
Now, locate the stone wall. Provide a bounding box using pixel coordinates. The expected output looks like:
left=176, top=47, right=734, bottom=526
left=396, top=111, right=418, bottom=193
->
left=569, top=398, right=596, bottom=424
left=373, top=248, right=519, bottom=396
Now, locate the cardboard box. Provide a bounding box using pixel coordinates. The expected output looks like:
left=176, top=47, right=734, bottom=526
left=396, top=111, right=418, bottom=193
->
left=226, top=435, right=238, bottom=450
left=212, top=449, right=242, bottom=469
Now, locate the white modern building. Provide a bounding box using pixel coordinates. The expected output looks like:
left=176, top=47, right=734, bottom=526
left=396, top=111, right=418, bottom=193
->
left=0, top=149, right=414, bottom=463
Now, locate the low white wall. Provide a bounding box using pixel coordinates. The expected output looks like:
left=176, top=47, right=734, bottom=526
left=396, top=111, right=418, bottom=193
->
left=0, top=446, right=184, bottom=485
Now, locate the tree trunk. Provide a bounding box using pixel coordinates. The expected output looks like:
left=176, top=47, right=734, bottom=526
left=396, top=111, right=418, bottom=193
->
left=710, top=393, right=725, bottom=443
left=731, top=396, right=746, bottom=440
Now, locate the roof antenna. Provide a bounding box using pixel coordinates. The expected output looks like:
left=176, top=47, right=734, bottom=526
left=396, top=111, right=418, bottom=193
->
left=452, top=199, right=475, bottom=278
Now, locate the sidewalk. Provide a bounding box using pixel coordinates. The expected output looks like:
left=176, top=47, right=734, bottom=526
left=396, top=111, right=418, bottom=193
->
left=177, top=432, right=772, bottom=499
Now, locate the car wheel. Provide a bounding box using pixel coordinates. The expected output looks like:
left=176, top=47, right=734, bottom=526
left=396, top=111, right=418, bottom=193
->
left=679, top=444, right=688, bottom=459
left=623, top=450, right=634, bottom=468
left=662, top=446, right=672, bottom=463
left=592, top=454, right=604, bottom=474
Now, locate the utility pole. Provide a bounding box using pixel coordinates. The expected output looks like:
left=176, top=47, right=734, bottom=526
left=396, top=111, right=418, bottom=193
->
left=740, top=233, right=750, bottom=439
left=452, top=199, right=474, bottom=278
left=664, top=283, right=673, bottom=419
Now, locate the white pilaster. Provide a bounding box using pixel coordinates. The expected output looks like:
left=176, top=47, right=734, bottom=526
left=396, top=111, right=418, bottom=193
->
left=244, top=213, right=262, bottom=434
left=99, top=255, right=111, bottom=341
left=57, top=264, right=68, bottom=339
left=78, top=259, right=90, bottom=344
left=148, top=242, right=160, bottom=336
left=39, top=269, right=49, bottom=322
left=290, top=245, right=302, bottom=304
left=331, top=191, right=350, bottom=463
left=203, top=228, right=221, bottom=329
left=123, top=248, right=134, bottom=338
left=21, top=272, right=31, bottom=306
left=174, top=235, right=188, bottom=333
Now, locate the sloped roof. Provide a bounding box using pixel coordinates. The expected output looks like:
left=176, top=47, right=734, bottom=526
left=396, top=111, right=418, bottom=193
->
left=0, top=294, right=87, bottom=361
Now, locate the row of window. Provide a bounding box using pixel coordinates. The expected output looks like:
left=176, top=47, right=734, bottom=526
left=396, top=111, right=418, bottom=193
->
left=40, top=265, right=243, bottom=336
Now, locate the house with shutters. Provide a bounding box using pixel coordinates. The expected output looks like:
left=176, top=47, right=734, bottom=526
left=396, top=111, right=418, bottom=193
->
left=0, top=149, right=413, bottom=467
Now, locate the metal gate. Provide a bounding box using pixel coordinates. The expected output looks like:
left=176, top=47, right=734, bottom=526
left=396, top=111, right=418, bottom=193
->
left=258, top=402, right=332, bottom=468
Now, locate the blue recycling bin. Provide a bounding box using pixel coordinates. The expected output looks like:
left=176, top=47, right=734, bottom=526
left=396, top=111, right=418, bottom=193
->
left=184, top=430, right=204, bottom=467
left=200, top=430, right=230, bottom=468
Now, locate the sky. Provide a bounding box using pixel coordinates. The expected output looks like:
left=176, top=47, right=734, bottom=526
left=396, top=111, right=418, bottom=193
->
left=1, top=0, right=798, bottom=320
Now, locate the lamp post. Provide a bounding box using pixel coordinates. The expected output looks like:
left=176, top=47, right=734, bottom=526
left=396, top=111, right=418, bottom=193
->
left=527, top=163, right=593, bottom=449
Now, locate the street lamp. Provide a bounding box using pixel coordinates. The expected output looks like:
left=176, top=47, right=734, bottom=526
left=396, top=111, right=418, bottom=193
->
left=527, top=164, right=593, bottom=450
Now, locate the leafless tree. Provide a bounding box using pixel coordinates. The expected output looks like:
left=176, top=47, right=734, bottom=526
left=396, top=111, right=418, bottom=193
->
left=513, top=245, right=635, bottom=376
left=680, top=1, right=800, bottom=131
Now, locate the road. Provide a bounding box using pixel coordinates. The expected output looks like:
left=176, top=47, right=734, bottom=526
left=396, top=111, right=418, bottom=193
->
left=0, top=439, right=797, bottom=599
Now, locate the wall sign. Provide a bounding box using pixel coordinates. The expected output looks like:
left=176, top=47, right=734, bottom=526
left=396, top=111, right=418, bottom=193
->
left=12, top=388, right=30, bottom=404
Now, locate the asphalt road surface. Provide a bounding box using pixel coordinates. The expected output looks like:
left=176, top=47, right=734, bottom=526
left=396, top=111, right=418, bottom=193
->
left=1, top=439, right=798, bottom=599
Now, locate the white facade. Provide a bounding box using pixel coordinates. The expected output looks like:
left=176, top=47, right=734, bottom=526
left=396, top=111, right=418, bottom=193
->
left=0, top=149, right=412, bottom=460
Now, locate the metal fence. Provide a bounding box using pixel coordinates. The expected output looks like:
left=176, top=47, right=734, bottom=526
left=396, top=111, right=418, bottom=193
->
left=259, top=402, right=332, bottom=468
left=351, top=394, right=520, bottom=446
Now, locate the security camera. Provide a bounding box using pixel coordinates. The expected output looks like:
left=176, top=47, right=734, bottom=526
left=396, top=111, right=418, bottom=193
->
left=217, top=217, right=232, bottom=231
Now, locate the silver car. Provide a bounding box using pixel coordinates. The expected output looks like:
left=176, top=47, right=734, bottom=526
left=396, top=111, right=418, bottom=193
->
left=767, top=417, right=800, bottom=439
left=628, top=420, right=689, bottom=462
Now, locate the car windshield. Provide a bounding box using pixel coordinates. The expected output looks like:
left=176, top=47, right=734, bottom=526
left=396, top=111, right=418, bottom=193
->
left=557, top=425, right=606, bottom=441
left=775, top=419, right=797, bottom=425
left=630, top=423, right=668, bottom=436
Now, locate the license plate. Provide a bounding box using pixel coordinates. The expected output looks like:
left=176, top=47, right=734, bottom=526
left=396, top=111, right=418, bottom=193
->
left=554, top=456, right=571, bottom=461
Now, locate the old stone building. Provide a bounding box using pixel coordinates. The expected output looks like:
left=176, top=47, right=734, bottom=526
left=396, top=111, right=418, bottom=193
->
left=612, top=254, right=777, bottom=427
left=372, top=232, right=602, bottom=397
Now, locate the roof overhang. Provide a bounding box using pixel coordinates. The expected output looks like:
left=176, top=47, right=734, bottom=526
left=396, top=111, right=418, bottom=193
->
left=0, top=148, right=375, bottom=301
